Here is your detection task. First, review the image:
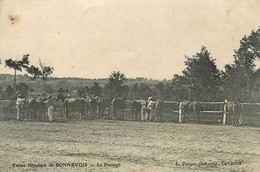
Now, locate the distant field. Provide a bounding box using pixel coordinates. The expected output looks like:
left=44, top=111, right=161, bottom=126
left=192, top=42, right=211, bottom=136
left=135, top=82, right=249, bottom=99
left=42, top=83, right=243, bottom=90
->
left=0, top=74, right=162, bottom=97
left=0, top=118, right=259, bottom=172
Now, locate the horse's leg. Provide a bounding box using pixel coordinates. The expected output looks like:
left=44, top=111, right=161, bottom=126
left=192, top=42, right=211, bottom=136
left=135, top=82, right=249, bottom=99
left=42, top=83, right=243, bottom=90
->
left=182, top=111, right=185, bottom=123
left=31, top=108, right=34, bottom=121
left=197, top=112, right=200, bottom=123
left=98, top=106, right=101, bottom=118
left=32, top=108, right=35, bottom=121
left=65, top=107, right=69, bottom=119
left=102, top=108, right=104, bottom=118
left=29, top=108, right=32, bottom=121
left=187, top=111, right=189, bottom=123
left=107, top=106, right=110, bottom=117
left=112, top=106, right=115, bottom=120
left=194, top=106, right=200, bottom=123
left=63, top=107, right=66, bottom=118
left=66, top=107, right=69, bottom=119
left=44, top=108, right=46, bottom=122
left=21, top=105, right=24, bottom=121
left=79, top=109, right=82, bottom=120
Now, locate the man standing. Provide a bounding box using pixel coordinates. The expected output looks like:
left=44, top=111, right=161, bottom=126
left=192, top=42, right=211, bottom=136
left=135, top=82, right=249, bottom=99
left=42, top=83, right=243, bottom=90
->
left=16, top=93, right=25, bottom=121
left=44, top=94, right=55, bottom=122
left=140, top=102, right=147, bottom=121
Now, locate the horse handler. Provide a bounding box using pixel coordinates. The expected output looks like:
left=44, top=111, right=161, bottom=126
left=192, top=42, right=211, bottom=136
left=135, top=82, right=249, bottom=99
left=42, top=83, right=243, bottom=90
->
left=16, top=94, right=25, bottom=121
left=140, top=102, right=147, bottom=121
left=45, top=94, right=55, bottom=122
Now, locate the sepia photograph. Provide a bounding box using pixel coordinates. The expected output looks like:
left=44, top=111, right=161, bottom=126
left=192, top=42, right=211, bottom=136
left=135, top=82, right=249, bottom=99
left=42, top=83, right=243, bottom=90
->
left=0, top=0, right=259, bottom=171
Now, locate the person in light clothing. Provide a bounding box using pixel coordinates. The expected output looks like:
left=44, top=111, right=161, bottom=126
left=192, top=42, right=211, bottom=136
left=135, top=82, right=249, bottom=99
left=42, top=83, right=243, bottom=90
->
left=146, top=100, right=156, bottom=121
left=140, top=102, right=147, bottom=121
left=44, top=94, right=55, bottom=122
left=16, top=93, right=25, bottom=121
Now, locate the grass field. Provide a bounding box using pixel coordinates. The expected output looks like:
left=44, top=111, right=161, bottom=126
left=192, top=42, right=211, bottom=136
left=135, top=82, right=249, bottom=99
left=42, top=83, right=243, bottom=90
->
left=0, top=115, right=259, bottom=172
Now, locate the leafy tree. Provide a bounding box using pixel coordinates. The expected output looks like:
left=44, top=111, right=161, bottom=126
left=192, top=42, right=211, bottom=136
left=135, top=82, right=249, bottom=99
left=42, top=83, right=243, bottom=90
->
left=16, top=82, right=29, bottom=97
left=234, top=28, right=260, bottom=69
left=77, top=86, right=89, bottom=97
left=5, top=86, right=14, bottom=98
left=171, top=74, right=190, bottom=101
left=106, top=71, right=127, bottom=96
left=5, top=54, right=30, bottom=91
left=89, top=82, right=102, bottom=96
left=223, top=28, right=260, bottom=101
left=27, top=59, right=54, bottom=87
left=173, top=46, right=221, bottom=101
left=129, top=83, right=139, bottom=99
left=109, top=71, right=126, bottom=88
left=44, top=85, right=53, bottom=94
left=58, top=88, right=65, bottom=94
left=136, top=83, right=153, bottom=99
left=154, top=82, right=175, bottom=100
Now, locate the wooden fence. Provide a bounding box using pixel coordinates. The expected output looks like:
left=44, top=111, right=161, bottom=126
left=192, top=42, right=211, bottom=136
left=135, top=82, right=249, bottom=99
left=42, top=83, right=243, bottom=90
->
left=1, top=99, right=260, bottom=125
left=124, top=99, right=260, bottom=125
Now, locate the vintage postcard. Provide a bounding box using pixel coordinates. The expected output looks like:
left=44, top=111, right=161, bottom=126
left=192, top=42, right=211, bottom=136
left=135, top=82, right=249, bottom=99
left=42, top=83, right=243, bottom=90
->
left=0, top=0, right=259, bottom=171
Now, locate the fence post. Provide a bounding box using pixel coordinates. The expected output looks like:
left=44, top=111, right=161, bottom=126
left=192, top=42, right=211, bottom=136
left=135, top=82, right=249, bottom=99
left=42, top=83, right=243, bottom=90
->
left=223, top=99, right=227, bottom=125
left=178, top=101, right=182, bottom=123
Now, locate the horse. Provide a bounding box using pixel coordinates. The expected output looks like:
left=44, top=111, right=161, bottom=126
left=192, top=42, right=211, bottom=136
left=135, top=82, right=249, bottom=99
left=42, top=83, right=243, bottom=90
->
left=88, top=95, right=99, bottom=118
left=57, top=95, right=86, bottom=120
left=155, top=99, right=164, bottom=122
left=27, top=98, right=38, bottom=121
left=111, top=94, right=127, bottom=120
left=227, top=101, right=244, bottom=126
left=179, top=100, right=201, bottom=123
left=97, top=97, right=111, bottom=118
left=36, top=97, right=47, bottom=121
left=131, top=100, right=142, bottom=121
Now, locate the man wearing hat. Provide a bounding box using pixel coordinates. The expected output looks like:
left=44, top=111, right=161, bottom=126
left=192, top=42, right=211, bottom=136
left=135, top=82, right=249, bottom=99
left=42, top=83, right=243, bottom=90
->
left=16, top=93, right=25, bottom=121
left=44, top=94, right=55, bottom=122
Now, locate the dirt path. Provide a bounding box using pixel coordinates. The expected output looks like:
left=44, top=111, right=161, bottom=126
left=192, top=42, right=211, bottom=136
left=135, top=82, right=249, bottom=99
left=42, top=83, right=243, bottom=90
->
left=0, top=119, right=259, bottom=171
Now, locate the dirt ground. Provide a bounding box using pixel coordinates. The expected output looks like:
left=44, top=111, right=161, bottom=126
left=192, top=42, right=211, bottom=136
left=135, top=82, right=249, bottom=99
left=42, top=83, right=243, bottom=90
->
left=0, top=115, right=259, bottom=172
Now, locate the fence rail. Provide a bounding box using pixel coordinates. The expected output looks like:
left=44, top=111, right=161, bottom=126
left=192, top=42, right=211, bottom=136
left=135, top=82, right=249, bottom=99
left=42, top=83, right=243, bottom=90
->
left=1, top=99, right=260, bottom=125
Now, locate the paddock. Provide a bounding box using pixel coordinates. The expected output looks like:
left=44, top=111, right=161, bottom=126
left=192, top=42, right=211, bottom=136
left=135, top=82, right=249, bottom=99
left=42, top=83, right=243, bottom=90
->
left=1, top=99, right=260, bottom=127
left=0, top=119, right=259, bottom=171
left=1, top=99, right=260, bottom=171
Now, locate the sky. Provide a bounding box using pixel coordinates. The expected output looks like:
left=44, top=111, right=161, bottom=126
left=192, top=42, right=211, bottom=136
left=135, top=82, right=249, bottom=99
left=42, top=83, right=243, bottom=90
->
left=0, top=0, right=259, bottom=80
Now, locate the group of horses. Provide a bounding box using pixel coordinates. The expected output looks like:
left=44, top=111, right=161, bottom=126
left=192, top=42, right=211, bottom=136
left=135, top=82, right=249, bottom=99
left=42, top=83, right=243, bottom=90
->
left=41, top=94, right=164, bottom=121
left=56, top=94, right=126, bottom=120
left=14, top=97, right=48, bottom=121
left=11, top=92, right=244, bottom=125
left=178, top=100, right=244, bottom=126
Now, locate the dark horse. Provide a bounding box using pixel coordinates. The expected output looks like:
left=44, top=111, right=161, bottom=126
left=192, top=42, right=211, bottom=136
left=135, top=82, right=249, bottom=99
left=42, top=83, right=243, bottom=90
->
left=111, top=94, right=127, bottom=120
left=97, top=97, right=111, bottom=118
left=88, top=95, right=98, bottom=118
left=57, top=94, right=86, bottom=119
left=155, top=99, right=164, bottom=122
left=179, top=100, right=201, bottom=123
left=131, top=100, right=142, bottom=121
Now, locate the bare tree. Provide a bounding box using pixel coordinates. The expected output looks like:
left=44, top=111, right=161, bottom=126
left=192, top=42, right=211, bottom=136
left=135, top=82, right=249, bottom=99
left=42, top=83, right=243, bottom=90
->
left=27, top=59, right=54, bottom=87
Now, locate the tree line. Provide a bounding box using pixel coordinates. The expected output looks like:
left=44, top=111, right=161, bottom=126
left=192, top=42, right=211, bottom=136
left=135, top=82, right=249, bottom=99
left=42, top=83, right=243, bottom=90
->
left=0, top=28, right=259, bottom=102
